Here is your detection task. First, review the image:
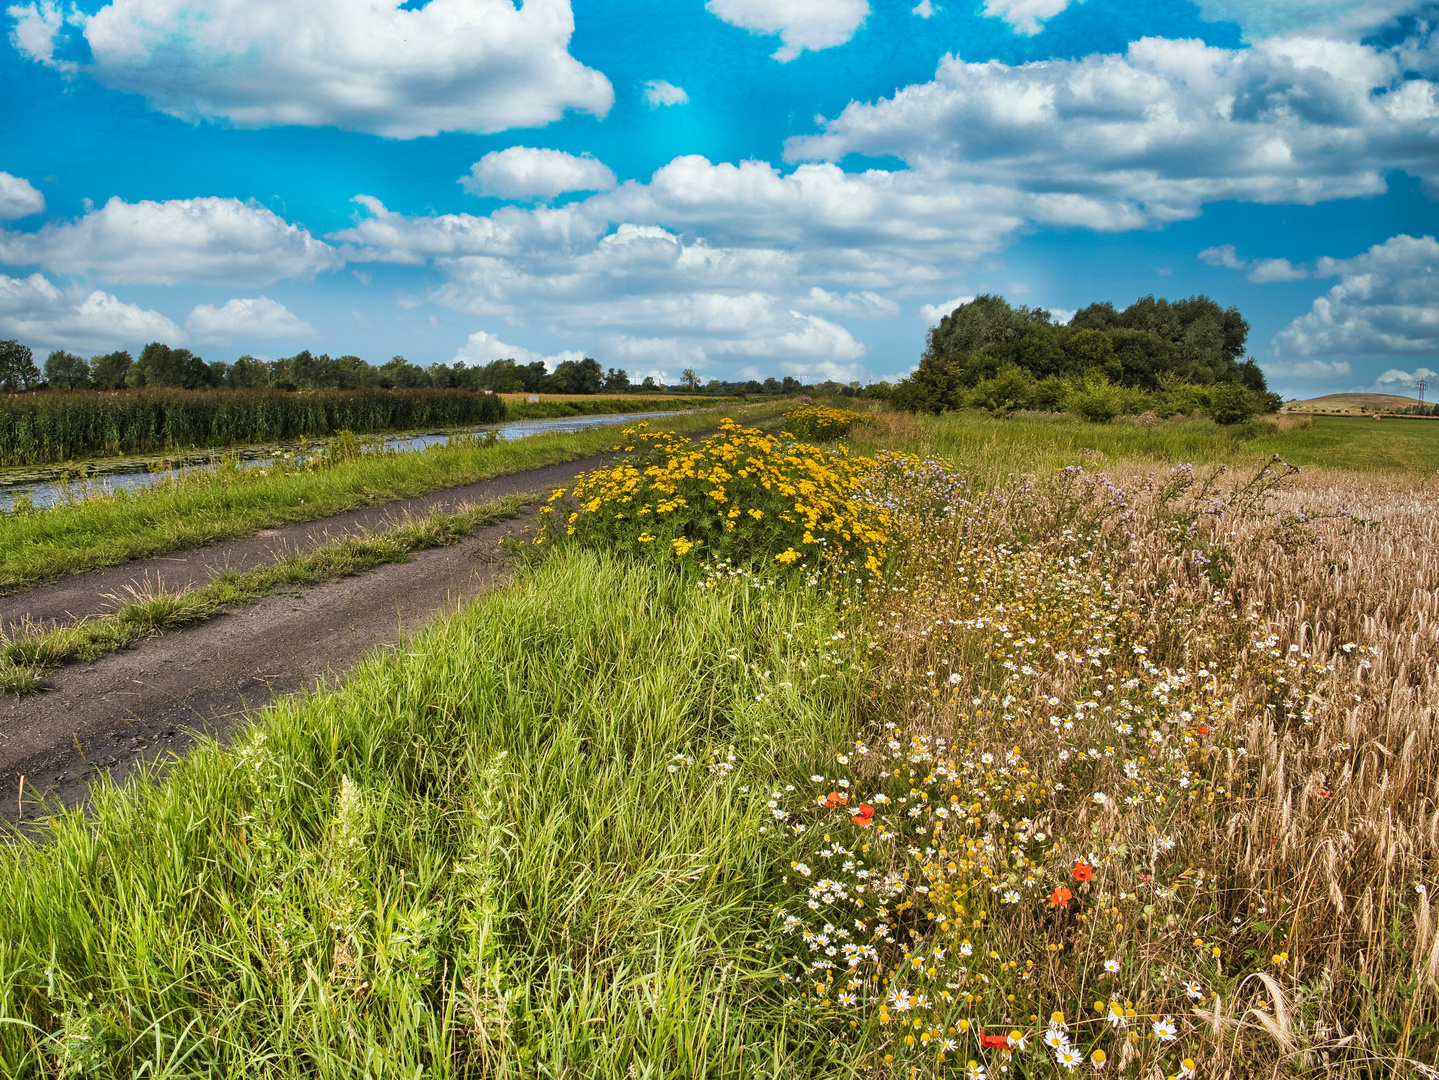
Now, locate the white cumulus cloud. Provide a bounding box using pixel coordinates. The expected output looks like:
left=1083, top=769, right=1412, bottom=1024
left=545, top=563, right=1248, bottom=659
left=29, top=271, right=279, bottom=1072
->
left=0, top=173, right=44, bottom=220
left=8, top=0, right=613, bottom=138
left=1265, top=358, right=1354, bottom=379
left=706, top=0, right=869, bottom=62
left=451, top=329, right=585, bottom=369
left=786, top=33, right=1439, bottom=222
left=0, top=196, right=342, bottom=286
left=0, top=272, right=182, bottom=352
left=460, top=147, right=617, bottom=201
left=1200, top=244, right=1311, bottom=282
left=920, top=295, right=975, bottom=322
left=1376, top=364, right=1438, bottom=387
left=1275, top=234, right=1439, bottom=361
left=982, top=0, right=1075, bottom=35
left=643, top=80, right=689, bottom=107
left=798, top=286, right=900, bottom=318
left=185, top=296, right=314, bottom=343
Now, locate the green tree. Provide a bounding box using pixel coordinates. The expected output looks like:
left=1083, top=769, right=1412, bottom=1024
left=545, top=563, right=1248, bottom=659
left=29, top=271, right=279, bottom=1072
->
left=132, top=342, right=211, bottom=388
left=0, top=340, right=42, bottom=392
left=680, top=367, right=700, bottom=391
left=545, top=357, right=603, bottom=394
left=89, top=350, right=133, bottom=390
left=1062, top=328, right=1121, bottom=381
left=225, top=355, right=270, bottom=389
left=44, top=350, right=91, bottom=390
left=641, top=375, right=658, bottom=390
left=379, top=355, right=429, bottom=388
left=603, top=366, right=631, bottom=393
left=923, top=294, right=1053, bottom=366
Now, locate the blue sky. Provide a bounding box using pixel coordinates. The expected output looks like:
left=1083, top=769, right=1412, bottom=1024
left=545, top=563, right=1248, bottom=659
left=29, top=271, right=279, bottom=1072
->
left=0, top=0, right=1436, bottom=397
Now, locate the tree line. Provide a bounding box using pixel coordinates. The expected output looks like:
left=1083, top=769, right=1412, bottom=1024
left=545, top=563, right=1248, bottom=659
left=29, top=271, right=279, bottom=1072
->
left=0, top=342, right=650, bottom=396
left=889, top=294, right=1285, bottom=423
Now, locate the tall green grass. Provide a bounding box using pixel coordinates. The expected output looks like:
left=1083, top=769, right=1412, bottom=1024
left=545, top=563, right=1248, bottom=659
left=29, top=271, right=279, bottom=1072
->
left=0, top=403, right=785, bottom=592
left=0, top=388, right=507, bottom=466
left=0, top=551, right=867, bottom=1077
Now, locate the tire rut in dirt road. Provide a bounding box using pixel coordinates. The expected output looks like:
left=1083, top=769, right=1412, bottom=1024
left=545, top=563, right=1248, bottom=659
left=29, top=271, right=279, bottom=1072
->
left=1, top=516, right=526, bottom=824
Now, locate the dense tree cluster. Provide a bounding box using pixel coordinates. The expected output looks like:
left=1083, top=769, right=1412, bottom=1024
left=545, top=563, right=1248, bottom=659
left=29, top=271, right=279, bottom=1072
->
left=892, top=294, right=1282, bottom=423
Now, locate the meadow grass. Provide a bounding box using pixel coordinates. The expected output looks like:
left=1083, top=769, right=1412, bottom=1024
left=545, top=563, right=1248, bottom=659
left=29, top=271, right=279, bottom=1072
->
left=0, top=551, right=869, bottom=1078
left=7, top=412, right=1439, bottom=1077
left=0, top=402, right=783, bottom=593
left=0, top=494, right=534, bottom=692
left=845, top=409, right=1439, bottom=477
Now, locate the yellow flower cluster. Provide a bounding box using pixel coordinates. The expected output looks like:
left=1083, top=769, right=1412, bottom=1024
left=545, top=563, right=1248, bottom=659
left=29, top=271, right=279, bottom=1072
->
left=541, top=419, right=891, bottom=571
left=783, top=403, right=866, bottom=441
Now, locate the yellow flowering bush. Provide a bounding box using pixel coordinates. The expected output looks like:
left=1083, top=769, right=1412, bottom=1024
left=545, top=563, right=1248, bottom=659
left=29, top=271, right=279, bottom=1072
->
left=541, top=419, right=891, bottom=572
left=783, top=403, right=866, bottom=441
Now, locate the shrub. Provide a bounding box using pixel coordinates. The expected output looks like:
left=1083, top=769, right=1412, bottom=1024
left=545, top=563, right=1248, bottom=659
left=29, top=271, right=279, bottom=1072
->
left=543, top=420, right=892, bottom=573
left=1067, top=378, right=1122, bottom=423
left=783, top=404, right=866, bottom=440
left=966, top=366, right=1035, bottom=414
left=1206, top=383, right=1258, bottom=425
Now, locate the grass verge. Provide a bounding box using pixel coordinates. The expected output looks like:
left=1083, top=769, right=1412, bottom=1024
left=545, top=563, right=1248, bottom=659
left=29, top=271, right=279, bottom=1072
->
left=0, top=402, right=784, bottom=593
left=846, top=408, right=1439, bottom=476
left=0, top=494, right=535, bottom=694
left=0, top=550, right=867, bottom=1077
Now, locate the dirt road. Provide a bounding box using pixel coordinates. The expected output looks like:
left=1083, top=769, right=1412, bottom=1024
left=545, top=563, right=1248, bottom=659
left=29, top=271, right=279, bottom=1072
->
left=2, top=452, right=612, bottom=634
left=0, top=453, right=615, bottom=823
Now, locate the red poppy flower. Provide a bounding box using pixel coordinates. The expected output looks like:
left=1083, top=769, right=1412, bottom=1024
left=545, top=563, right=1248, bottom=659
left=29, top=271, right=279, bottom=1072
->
left=824, top=791, right=850, bottom=807
left=1072, top=861, right=1095, bottom=882
left=851, top=804, right=874, bottom=826
left=1315, top=787, right=1332, bottom=798
left=1196, top=724, right=1210, bottom=735
left=1138, top=873, right=1153, bottom=882
left=980, top=1034, right=1011, bottom=1049
left=1050, top=886, right=1073, bottom=907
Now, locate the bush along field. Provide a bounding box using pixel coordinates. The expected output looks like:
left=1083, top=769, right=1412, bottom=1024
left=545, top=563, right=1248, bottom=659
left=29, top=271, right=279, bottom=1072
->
left=2, top=412, right=1437, bottom=1077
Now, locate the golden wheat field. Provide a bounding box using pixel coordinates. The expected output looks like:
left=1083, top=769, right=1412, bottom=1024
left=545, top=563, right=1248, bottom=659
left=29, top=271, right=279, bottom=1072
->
left=785, top=455, right=1439, bottom=1078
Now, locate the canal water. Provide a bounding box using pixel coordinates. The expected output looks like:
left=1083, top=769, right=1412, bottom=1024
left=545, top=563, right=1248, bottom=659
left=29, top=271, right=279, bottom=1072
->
left=0, top=410, right=685, bottom=512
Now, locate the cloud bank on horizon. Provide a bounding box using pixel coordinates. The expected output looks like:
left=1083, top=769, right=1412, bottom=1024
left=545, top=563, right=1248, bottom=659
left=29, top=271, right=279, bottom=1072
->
left=1, top=0, right=1436, bottom=395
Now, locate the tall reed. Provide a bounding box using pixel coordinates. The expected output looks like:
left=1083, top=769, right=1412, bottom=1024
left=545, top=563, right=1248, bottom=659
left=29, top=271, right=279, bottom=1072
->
left=0, top=388, right=507, bottom=465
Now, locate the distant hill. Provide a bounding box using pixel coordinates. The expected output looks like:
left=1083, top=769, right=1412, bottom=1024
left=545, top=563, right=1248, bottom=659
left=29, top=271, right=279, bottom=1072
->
left=1286, top=393, right=1427, bottom=412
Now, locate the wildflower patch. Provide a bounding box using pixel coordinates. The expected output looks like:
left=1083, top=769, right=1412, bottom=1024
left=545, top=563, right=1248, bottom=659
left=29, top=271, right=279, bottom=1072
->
left=783, top=404, right=867, bottom=441
left=541, top=419, right=893, bottom=573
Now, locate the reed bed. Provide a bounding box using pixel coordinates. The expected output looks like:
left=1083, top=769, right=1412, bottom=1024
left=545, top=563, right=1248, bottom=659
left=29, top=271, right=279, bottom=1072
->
left=0, top=388, right=508, bottom=466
